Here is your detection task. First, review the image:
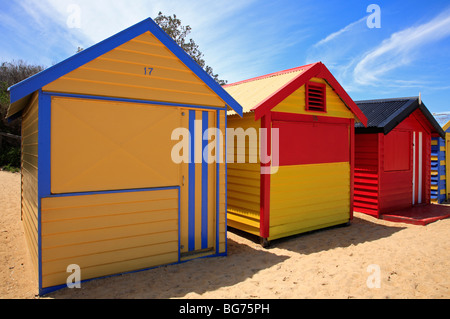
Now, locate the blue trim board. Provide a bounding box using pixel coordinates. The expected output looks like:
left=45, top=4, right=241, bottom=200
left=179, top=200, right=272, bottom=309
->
left=10, top=19, right=151, bottom=105
left=30, top=88, right=229, bottom=295
left=216, top=112, right=220, bottom=255
left=8, top=17, right=242, bottom=118
left=37, top=90, right=52, bottom=294
left=38, top=92, right=52, bottom=198
left=178, top=187, right=181, bottom=263
left=188, top=110, right=196, bottom=252
left=201, top=112, right=209, bottom=249
left=40, top=251, right=226, bottom=297
left=45, top=186, right=180, bottom=198
left=46, top=92, right=227, bottom=111
left=225, top=111, right=228, bottom=255
left=40, top=186, right=182, bottom=296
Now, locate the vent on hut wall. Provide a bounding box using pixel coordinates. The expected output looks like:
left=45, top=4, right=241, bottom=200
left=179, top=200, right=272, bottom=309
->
left=305, top=81, right=326, bottom=112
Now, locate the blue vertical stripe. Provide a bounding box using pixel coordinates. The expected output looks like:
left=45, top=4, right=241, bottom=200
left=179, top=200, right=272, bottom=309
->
left=188, top=110, right=196, bottom=252
left=37, top=91, right=52, bottom=295
left=216, top=111, right=220, bottom=254
left=225, top=112, right=228, bottom=255
left=201, top=112, right=209, bottom=249
left=177, top=187, right=181, bottom=262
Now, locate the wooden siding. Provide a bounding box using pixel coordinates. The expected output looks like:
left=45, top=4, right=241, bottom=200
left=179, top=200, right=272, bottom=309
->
left=270, top=162, right=351, bottom=240
left=378, top=113, right=432, bottom=213
left=50, top=97, right=182, bottom=194
left=353, top=133, right=380, bottom=216
left=272, top=78, right=354, bottom=120
left=40, top=189, right=179, bottom=288
left=21, top=92, right=39, bottom=278
left=43, top=32, right=225, bottom=108
left=354, top=108, right=434, bottom=216
left=226, top=113, right=261, bottom=236
left=431, top=136, right=446, bottom=203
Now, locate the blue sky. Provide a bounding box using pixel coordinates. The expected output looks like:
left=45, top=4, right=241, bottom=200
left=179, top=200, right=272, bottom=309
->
left=1, top=0, right=450, bottom=114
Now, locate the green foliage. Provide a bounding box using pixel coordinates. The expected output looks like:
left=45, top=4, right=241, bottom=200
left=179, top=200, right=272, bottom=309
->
left=2, top=163, right=20, bottom=173
left=0, top=60, right=45, bottom=136
left=0, top=60, right=44, bottom=169
left=154, top=12, right=227, bottom=85
left=0, top=145, right=20, bottom=170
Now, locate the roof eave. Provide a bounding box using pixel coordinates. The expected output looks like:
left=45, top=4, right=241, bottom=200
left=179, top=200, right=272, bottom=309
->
left=356, top=97, right=446, bottom=139
left=6, top=17, right=243, bottom=119
left=443, top=120, right=450, bottom=132
left=252, top=63, right=321, bottom=120
left=418, top=102, right=445, bottom=139
left=251, top=62, right=368, bottom=126
left=377, top=98, right=419, bottom=135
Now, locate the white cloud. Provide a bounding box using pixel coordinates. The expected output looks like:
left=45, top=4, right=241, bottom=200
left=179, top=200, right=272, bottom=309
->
left=353, top=8, right=450, bottom=86
left=7, top=0, right=277, bottom=82
left=304, top=6, right=450, bottom=100
left=313, top=17, right=367, bottom=48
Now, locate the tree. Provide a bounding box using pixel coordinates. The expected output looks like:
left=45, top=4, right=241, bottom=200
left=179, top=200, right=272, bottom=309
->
left=0, top=60, right=45, bottom=136
left=154, top=12, right=227, bottom=85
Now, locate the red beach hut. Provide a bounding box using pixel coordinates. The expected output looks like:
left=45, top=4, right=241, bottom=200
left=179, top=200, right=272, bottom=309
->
left=354, top=97, right=445, bottom=218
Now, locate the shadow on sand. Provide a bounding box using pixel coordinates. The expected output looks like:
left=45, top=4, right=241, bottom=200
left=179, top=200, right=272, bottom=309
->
left=45, top=215, right=405, bottom=299
left=46, top=237, right=288, bottom=299
left=263, top=215, right=406, bottom=254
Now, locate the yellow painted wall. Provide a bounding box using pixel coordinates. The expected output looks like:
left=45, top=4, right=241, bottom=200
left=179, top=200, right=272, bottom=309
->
left=43, top=32, right=225, bottom=108
left=40, top=189, right=179, bottom=288
left=226, top=113, right=261, bottom=236
left=272, top=78, right=355, bottom=120
left=51, top=96, right=182, bottom=194
left=269, top=162, right=350, bottom=240
left=21, top=92, right=39, bottom=279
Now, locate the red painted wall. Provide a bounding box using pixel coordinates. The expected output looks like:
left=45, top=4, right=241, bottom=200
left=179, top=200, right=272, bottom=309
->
left=379, top=109, right=431, bottom=214
left=354, top=109, right=432, bottom=217
left=354, top=133, right=379, bottom=217
left=272, top=115, right=350, bottom=166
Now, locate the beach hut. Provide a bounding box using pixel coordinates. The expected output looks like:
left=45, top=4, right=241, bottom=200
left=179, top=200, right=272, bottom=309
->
left=354, top=97, right=445, bottom=218
left=6, top=18, right=242, bottom=295
left=224, top=62, right=368, bottom=246
left=431, top=120, right=450, bottom=203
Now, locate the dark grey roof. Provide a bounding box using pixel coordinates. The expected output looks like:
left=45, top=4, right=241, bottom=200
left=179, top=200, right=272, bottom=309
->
left=355, top=97, right=445, bottom=138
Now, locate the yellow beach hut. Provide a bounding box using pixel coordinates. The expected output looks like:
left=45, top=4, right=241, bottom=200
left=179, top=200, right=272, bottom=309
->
left=6, top=18, right=243, bottom=295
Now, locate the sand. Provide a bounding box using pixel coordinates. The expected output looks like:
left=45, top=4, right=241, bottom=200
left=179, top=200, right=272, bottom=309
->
left=1, top=170, right=449, bottom=299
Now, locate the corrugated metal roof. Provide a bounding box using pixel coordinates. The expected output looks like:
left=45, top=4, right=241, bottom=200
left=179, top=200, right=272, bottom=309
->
left=354, top=97, right=415, bottom=128
left=224, top=65, right=311, bottom=115
left=355, top=97, right=445, bottom=138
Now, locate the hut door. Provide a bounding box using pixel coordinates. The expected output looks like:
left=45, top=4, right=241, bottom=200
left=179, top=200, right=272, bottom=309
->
left=412, top=131, right=423, bottom=205
left=179, top=110, right=217, bottom=257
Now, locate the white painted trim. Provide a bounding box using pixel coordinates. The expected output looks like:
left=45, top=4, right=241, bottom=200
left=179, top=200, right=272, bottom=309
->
left=412, top=132, right=416, bottom=205
left=418, top=132, right=423, bottom=204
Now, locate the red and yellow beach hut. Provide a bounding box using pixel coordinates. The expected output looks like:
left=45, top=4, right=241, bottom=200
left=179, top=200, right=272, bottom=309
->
left=224, top=62, right=367, bottom=246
